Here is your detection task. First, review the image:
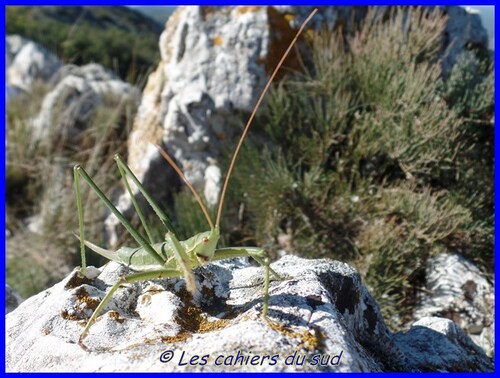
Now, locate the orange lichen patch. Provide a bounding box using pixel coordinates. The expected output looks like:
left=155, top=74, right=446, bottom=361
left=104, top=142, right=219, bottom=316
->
left=298, top=326, right=326, bottom=351
left=177, top=305, right=230, bottom=334
left=213, top=35, right=224, bottom=46
left=61, top=309, right=81, bottom=321
left=265, top=7, right=306, bottom=80
left=74, top=287, right=100, bottom=311
left=64, top=272, right=93, bottom=290
left=284, top=13, right=296, bottom=23
left=144, top=284, right=167, bottom=294
left=161, top=332, right=192, bottom=344
left=269, top=322, right=325, bottom=351
left=237, top=6, right=262, bottom=15
left=161, top=304, right=232, bottom=345
left=199, top=316, right=231, bottom=333
left=61, top=287, right=101, bottom=321
left=108, top=310, right=125, bottom=324
left=215, top=132, right=226, bottom=141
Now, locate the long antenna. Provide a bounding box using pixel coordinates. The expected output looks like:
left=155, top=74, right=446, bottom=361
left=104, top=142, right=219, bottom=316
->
left=154, top=144, right=215, bottom=230
left=215, top=8, right=318, bottom=227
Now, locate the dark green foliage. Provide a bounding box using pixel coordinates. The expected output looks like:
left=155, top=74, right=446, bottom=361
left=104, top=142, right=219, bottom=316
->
left=442, top=50, right=494, bottom=227
left=221, top=7, right=493, bottom=328
left=6, top=6, right=161, bottom=83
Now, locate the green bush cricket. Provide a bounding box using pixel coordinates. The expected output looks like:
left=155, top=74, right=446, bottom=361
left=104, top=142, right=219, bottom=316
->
left=73, top=8, right=318, bottom=349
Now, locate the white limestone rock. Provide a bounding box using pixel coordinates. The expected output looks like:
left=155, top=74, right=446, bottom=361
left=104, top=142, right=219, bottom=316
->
left=394, top=317, right=493, bottom=372
left=6, top=256, right=492, bottom=372
left=414, top=253, right=494, bottom=357
left=6, top=35, right=62, bottom=91
left=31, top=63, right=140, bottom=146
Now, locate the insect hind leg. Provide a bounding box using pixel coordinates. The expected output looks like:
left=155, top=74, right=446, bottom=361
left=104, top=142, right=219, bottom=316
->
left=245, top=248, right=282, bottom=318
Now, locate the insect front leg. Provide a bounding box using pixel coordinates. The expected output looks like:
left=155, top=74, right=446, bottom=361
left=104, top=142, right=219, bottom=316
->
left=165, top=232, right=197, bottom=294
left=213, top=247, right=282, bottom=319
left=73, top=164, right=88, bottom=275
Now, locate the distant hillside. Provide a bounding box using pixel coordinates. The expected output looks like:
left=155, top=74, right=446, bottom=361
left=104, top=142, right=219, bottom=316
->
left=6, top=6, right=162, bottom=83
left=130, top=6, right=175, bottom=27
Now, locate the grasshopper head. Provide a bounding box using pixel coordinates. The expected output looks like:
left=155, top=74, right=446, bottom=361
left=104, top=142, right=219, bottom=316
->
left=192, top=226, right=220, bottom=264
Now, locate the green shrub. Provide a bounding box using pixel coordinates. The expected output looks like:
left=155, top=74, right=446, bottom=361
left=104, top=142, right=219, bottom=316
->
left=220, top=7, right=493, bottom=328
left=357, top=186, right=473, bottom=323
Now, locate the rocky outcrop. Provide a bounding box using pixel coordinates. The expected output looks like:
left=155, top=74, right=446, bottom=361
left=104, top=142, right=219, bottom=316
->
left=414, top=253, right=494, bottom=357
left=104, top=6, right=288, bottom=245
left=6, top=34, right=140, bottom=151
left=393, top=317, right=492, bottom=372
left=124, top=7, right=276, bottom=208
left=6, top=6, right=491, bottom=373
left=6, top=256, right=492, bottom=372
left=31, top=63, right=140, bottom=148
left=6, top=35, right=62, bottom=92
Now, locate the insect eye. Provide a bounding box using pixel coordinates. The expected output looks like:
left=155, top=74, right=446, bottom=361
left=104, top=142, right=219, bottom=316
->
left=202, top=237, right=209, bottom=244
